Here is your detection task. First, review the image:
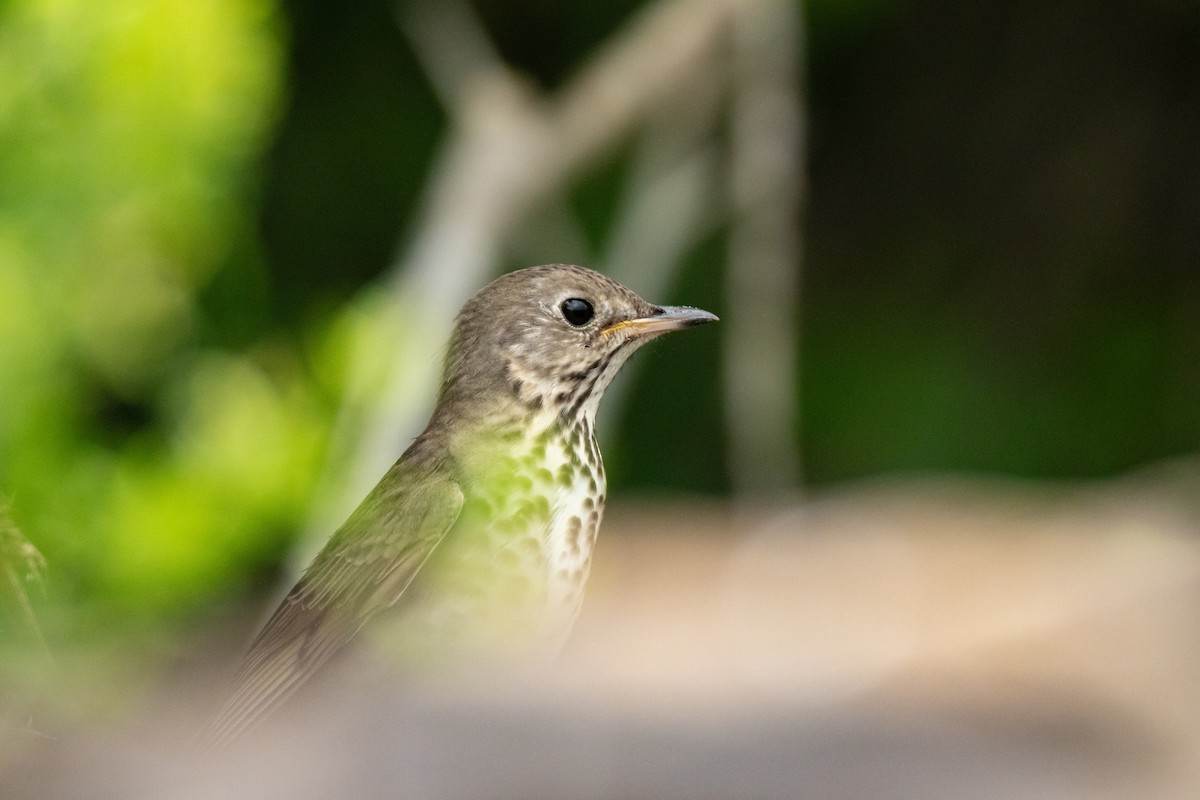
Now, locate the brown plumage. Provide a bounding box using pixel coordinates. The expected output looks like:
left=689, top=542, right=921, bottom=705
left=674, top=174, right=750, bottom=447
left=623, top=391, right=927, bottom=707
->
left=205, top=264, right=716, bottom=746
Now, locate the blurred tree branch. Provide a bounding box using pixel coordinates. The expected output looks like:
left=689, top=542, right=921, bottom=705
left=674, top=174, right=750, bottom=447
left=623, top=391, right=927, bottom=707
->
left=724, top=0, right=805, bottom=493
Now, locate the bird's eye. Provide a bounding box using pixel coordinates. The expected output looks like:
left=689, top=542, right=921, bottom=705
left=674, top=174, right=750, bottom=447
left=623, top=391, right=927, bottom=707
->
left=560, top=298, right=594, bottom=326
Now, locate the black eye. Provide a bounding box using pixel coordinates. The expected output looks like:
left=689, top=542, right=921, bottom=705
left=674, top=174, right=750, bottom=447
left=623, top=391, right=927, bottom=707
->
left=560, top=298, right=594, bottom=326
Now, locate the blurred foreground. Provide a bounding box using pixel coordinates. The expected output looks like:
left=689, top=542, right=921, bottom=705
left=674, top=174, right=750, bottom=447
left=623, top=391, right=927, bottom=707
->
left=4, top=461, right=1199, bottom=799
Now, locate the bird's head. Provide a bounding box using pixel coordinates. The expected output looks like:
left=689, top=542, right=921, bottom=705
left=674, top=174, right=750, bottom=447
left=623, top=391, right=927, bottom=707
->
left=437, top=264, right=717, bottom=424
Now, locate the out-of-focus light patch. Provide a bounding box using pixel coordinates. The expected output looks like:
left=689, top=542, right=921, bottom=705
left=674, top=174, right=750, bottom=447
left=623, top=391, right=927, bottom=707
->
left=0, top=231, right=50, bottom=390
left=0, top=232, right=90, bottom=528
left=105, top=463, right=228, bottom=611
left=170, top=353, right=326, bottom=517
left=309, top=289, right=420, bottom=406
left=82, top=0, right=284, bottom=274
left=65, top=242, right=195, bottom=390
left=102, top=353, right=327, bottom=615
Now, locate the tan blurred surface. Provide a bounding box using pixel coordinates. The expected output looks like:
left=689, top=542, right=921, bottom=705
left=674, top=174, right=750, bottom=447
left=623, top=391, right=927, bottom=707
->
left=4, top=463, right=1200, bottom=799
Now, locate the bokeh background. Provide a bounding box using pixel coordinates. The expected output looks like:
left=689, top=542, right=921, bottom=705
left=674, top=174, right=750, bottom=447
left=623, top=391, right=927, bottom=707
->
left=2, top=0, right=1199, bottom=796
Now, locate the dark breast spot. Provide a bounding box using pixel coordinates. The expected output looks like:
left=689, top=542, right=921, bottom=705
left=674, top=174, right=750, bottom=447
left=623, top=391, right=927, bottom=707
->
left=562, top=425, right=579, bottom=449
left=568, top=391, right=588, bottom=418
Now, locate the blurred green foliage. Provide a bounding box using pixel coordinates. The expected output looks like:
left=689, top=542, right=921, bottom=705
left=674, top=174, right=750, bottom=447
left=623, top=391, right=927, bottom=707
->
left=0, top=0, right=325, bottom=682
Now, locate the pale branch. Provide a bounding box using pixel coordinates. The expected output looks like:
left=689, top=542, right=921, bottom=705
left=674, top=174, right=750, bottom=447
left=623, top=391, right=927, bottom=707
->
left=723, top=0, right=806, bottom=494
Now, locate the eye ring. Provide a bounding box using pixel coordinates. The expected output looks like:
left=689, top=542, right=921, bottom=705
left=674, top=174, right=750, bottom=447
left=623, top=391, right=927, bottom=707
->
left=560, top=298, right=594, bottom=326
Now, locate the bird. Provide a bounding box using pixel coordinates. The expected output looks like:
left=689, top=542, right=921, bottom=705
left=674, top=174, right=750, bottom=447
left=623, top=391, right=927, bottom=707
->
left=205, top=264, right=717, bottom=746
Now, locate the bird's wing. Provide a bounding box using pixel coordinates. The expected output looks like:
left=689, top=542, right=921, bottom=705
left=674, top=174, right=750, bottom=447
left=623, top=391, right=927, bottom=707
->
left=204, top=466, right=464, bottom=748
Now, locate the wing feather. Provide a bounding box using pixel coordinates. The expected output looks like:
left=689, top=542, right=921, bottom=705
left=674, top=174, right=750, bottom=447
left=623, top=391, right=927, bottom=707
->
left=204, top=466, right=463, bottom=748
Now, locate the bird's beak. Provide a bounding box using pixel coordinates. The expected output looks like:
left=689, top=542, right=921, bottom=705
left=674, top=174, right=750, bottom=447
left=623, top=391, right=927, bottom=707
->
left=602, top=305, right=719, bottom=337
